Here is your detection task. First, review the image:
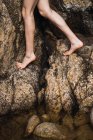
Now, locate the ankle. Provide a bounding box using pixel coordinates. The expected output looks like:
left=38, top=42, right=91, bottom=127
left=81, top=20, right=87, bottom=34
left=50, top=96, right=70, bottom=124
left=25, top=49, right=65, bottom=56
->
left=25, top=52, right=35, bottom=57
left=71, top=38, right=82, bottom=45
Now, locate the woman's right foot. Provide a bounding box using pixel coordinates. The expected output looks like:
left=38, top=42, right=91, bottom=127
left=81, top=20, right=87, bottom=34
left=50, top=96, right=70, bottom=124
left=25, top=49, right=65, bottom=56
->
left=16, top=53, right=36, bottom=69
left=63, top=40, right=83, bottom=56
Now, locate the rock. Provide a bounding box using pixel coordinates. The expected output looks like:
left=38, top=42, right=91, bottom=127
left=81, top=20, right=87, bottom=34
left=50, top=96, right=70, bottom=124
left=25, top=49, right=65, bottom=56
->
left=25, top=115, right=40, bottom=136
left=74, top=112, right=90, bottom=127
left=0, top=0, right=93, bottom=139
left=33, top=122, right=70, bottom=140
left=44, top=33, right=93, bottom=120
left=1, top=0, right=93, bottom=120
left=45, top=39, right=74, bottom=120
left=0, top=31, right=43, bottom=115
left=0, top=0, right=43, bottom=115
left=38, top=88, right=45, bottom=104
left=0, top=0, right=15, bottom=75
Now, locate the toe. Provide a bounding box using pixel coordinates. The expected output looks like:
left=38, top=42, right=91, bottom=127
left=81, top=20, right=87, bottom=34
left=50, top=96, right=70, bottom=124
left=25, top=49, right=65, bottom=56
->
left=63, top=51, right=70, bottom=56
left=63, top=48, right=75, bottom=56
left=16, top=62, right=22, bottom=69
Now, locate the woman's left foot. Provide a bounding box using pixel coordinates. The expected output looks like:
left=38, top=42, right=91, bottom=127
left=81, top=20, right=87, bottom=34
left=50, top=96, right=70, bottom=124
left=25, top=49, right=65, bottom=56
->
left=16, top=53, right=36, bottom=69
left=63, top=40, right=83, bottom=56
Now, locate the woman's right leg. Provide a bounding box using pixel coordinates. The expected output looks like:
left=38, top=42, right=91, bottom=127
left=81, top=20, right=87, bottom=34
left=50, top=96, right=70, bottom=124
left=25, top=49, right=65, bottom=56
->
left=16, top=0, right=38, bottom=69
left=37, top=0, right=83, bottom=56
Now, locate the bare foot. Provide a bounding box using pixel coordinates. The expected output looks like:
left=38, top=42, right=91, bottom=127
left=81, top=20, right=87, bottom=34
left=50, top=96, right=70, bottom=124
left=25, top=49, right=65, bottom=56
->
left=63, top=40, right=83, bottom=56
left=16, top=53, right=36, bottom=69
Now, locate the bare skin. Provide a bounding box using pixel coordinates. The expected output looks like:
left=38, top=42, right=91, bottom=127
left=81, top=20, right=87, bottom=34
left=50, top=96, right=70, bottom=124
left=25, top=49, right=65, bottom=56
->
left=16, top=0, right=38, bottom=69
left=37, top=0, right=83, bottom=55
left=16, top=0, right=83, bottom=69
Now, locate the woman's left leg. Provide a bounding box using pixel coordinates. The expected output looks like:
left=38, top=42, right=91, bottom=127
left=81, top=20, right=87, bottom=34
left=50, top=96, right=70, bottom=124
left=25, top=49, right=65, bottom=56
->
left=37, top=0, right=83, bottom=55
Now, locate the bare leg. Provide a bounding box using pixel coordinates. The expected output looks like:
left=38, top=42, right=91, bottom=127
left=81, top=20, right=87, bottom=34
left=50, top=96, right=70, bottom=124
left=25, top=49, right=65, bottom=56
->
left=37, top=0, right=83, bottom=55
left=16, top=0, right=38, bottom=69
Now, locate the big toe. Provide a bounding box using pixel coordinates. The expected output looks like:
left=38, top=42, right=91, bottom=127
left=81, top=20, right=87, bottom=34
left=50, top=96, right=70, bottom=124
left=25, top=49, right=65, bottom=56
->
left=63, top=50, right=71, bottom=56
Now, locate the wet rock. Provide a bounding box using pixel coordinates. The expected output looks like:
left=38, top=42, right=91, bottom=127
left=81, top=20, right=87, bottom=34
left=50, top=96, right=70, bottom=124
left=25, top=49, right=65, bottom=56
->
left=33, top=122, right=70, bottom=140
left=25, top=115, right=40, bottom=136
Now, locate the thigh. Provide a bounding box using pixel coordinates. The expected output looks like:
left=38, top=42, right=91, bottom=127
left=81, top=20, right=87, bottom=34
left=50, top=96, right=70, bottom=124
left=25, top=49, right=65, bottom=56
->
left=37, top=0, right=50, bottom=11
left=23, top=0, right=38, bottom=11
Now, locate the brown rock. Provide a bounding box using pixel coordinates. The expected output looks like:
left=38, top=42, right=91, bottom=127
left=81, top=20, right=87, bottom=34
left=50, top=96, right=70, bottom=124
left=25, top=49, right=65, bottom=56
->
left=33, top=122, right=69, bottom=140
left=25, top=115, right=40, bottom=136
left=0, top=1, right=15, bottom=75
left=44, top=34, right=93, bottom=120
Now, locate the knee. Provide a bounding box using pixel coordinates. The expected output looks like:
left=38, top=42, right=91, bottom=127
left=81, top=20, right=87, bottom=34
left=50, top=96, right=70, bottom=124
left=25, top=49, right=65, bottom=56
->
left=22, top=7, right=34, bottom=19
left=38, top=8, right=52, bottom=18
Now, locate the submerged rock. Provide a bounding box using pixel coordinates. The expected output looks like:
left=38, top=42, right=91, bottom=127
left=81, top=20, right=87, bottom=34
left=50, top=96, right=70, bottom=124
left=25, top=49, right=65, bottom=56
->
left=25, top=115, right=40, bottom=136
left=33, top=122, right=70, bottom=140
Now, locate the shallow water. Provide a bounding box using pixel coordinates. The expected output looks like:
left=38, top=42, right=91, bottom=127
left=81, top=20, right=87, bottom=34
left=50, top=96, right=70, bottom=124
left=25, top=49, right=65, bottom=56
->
left=0, top=112, right=93, bottom=140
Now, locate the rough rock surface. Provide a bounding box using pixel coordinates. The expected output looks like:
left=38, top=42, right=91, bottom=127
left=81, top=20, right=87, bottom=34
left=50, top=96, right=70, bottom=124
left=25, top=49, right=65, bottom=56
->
left=0, top=0, right=15, bottom=75
left=25, top=115, right=40, bottom=136
left=43, top=34, right=93, bottom=120
left=33, top=122, right=68, bottom=140
left=0, top=0, right=93, bottom=126
left=1, top=0, right=93, bottom=140
left=0, top=0, right=43, bottom=115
